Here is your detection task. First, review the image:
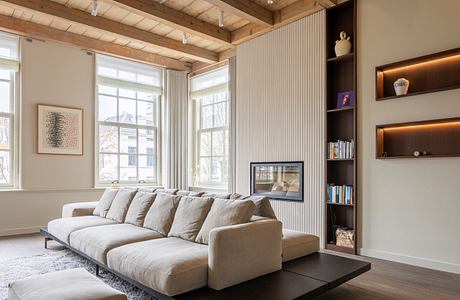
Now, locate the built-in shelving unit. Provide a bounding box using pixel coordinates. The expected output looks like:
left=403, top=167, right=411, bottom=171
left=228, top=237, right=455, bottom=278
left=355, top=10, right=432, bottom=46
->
left=325, top=0, right=357, bottom=255
left=376, top=47, right=460, bottom=101
left=376, top=117, right=460, bottom=159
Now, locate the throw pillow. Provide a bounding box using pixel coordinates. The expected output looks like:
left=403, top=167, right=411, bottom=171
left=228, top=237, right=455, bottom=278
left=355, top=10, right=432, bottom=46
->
left=105, top=189, right=137, bottom=222
left=124, top=191, right=156, bottom=226
left=202, top=192, right=231, bottom=199
left=176, top=190, right=205, bottom=197
left=143, top=193, right=182, bottom=236
left=195, top=198, right=256, bottom=244
left=229, top=193, right=243, bottom=200
left=241, top=195, right=277, bottom=219
left=168, top=196, right=214, bottom=241
left=155, top=188, right=179, bottom=195
left=93, top=188, right=119, bottom=217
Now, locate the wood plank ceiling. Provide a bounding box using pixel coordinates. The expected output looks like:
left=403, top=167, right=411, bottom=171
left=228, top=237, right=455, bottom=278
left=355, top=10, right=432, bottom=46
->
left=0, top=0, right=336, bottom=72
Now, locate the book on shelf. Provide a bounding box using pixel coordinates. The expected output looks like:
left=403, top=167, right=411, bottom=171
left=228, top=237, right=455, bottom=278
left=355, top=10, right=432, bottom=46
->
left=327, top=140, right=354, bottom=160
left=327, top=184, right=353, bottom=205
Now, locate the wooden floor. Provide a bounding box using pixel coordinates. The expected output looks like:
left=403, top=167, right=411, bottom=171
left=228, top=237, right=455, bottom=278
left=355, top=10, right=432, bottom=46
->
left=1, top=234, right=459, bottom=300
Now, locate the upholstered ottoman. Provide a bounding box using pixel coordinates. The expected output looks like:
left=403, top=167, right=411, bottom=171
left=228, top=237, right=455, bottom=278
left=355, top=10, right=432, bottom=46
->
left=8, top=268, right=127, bottom=300
left=282, top=229, right=320, bottom=262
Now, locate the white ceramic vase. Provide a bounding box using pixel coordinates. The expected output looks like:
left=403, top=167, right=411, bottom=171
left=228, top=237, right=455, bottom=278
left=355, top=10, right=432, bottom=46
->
left=394, top=78, right=410, bottom=96
left=334, top=31, right=352, bottom=57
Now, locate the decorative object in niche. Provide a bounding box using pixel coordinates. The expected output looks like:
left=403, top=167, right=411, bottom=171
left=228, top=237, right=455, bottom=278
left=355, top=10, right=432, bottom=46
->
left=413, top=150, right=420, bottom=157
left=334, top=31, right=352, bottom=57
left=336, top=91, right=354, bottom=108
left=335, top=227, right=354, bottom=248
left=37, top=104, right=83, bottom=155
left=394, top=78, right=410, bottom=96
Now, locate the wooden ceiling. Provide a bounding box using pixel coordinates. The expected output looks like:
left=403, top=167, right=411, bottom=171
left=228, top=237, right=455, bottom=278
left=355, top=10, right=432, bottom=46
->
left=0, top=0, right=336, bottom=72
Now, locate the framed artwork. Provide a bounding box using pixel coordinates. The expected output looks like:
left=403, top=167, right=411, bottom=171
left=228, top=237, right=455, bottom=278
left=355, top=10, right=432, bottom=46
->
left=337, top=91, right=355, bottom=108
left=37, top=104, right=84, bottom=155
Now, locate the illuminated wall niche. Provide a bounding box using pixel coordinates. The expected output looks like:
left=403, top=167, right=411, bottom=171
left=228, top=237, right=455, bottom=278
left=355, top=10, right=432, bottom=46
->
left=375, top=48, right=460, bottom=100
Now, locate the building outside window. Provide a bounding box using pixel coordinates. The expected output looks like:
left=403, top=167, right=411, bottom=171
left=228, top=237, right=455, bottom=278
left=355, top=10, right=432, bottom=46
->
left=96, top=54, right=162, bottom=186
left=190, top=66, right=229, bottom=189
left=0, top=32, right=19, bottom=188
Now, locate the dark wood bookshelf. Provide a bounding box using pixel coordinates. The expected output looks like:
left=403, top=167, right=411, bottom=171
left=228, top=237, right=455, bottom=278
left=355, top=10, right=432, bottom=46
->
left=376, top=47, right=460, bottom=100
left=325, top=0, right=357, bottom=255
left=376, top=117, right=460, bottom=159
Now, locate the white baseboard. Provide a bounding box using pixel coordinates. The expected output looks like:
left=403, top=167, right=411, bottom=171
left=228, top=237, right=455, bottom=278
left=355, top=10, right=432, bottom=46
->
left=0, top=226, right=42, bottom=237
left=359, top=248, right=460, bottom=274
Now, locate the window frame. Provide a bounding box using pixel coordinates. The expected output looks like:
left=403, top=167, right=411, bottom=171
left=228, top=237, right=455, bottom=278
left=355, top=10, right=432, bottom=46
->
left=94, top=55, right=163, bottom=187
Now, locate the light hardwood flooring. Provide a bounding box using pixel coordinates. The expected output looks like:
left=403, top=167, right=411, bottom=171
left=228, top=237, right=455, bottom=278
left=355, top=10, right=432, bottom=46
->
left=0, top=234, right=459, bottom=300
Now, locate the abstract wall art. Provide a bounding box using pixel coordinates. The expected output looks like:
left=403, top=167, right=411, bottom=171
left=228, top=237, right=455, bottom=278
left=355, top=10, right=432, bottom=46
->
left=37, top=104, right=83, bottom=155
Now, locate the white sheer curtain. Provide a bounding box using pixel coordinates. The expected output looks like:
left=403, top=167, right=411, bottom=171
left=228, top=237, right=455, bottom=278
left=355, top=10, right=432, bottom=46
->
left=164, top=70, right=188, bottom=189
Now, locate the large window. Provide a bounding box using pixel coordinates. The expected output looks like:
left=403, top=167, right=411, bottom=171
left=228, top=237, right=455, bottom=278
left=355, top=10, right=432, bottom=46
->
left=96, top=55, right=162, bottom=186
left=190, top=66, right=229, bottom=189
left=0, top=32, right=18, bottom=188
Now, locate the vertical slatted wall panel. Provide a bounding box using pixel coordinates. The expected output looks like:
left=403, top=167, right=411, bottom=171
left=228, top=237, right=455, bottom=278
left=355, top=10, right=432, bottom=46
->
left=236, top=11, right=325, bottom=242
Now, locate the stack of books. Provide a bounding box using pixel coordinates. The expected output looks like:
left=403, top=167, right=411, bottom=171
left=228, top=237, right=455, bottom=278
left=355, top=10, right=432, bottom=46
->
left=327, top=184, right=353, bottom=205
left=327, top=140, right=354, bottom=160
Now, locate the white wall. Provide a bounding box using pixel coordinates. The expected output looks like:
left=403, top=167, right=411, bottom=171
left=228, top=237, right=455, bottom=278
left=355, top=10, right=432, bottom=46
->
left=358, top=0, right=460, bottom=273
left=235, top=12, right=325, bottom=241
left=0, top=40, right=103, bottom=236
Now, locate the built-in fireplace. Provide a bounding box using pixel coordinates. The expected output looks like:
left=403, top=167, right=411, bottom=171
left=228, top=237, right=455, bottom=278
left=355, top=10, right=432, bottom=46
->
left=250, top=161, right=304, bottom=201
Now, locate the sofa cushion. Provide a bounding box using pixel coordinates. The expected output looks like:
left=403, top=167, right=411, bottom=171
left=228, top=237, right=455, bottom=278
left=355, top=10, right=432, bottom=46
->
left=105, top=189, right=137, bottom=223
left=155, top=188, right=178, bottom=195
left=282, top=229, right=319, bottom=262
left=241, top=195, right=277, bottom=219
left=62, top=201, right=98, bottom=218
left=70, top=224, right=162, bottom=265
left=202, top=192, right=231, bottom=199
left=176, top=190, right=205, bottom=197
left=47, top=216, right=117, bottom=244
left=93, top=188, right=119, bottom=217
left=229, top=193, right=243, bottom=200
left=168, top=196, right=214, bottom=241
left=124, top=192, right=156, bottom=226
left=107, top=237, right=208, bottom=296
left=196, top=199, right=256, bottom=244
left=143, top=193, right=182, bottom=236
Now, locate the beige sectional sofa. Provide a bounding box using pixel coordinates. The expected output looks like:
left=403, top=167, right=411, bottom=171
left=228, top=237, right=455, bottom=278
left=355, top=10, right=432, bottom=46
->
left=47, top=187, right=319, bottom=297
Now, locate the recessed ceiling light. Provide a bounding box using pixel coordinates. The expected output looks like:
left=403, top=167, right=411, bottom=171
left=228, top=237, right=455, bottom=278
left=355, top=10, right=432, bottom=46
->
left=218, top=10, right=224, bottom=27
left=91, top=0, right=98, bottom=16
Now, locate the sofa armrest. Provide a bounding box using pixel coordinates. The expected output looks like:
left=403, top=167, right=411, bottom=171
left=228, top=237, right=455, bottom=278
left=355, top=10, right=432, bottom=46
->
left=62, top=202, right=98, bottom=218
left=208, top=219, right=282, bottom=290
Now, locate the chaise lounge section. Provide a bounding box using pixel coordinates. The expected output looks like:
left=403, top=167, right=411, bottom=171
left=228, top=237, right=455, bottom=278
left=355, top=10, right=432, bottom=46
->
left=45, top=187, right=319, bottom=297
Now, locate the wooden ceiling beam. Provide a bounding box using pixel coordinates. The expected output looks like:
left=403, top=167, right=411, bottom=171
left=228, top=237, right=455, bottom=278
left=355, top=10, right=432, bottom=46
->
left=0, top=14, right=191, bottom=71
left=0, top=0, right=218, bottom=63
left=203, top=0, right=274, bottom=25
left=110, top=0, right=232, bottom=45
left=231, top=0, right=336, bottom=45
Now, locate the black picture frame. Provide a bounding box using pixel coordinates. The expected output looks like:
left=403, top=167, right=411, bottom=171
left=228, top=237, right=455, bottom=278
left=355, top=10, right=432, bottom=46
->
left=250, top=161, right=304, bottom=202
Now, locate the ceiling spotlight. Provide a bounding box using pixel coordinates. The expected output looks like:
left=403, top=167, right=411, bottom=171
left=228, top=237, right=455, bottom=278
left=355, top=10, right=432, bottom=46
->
left=267, top=0, right=274, bottom=4
left=91, top=0, right=98, bottom=16
left=182, top=32, right=187, bottom=44
left=218, top=10, right=224, bottom=27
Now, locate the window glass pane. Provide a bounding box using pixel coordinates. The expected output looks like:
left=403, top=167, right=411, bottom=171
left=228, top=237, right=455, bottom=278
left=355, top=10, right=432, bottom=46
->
left=0, top=117, right=10, bottom=150
left=98, top=66, right=117, bottom=78
left=137, top=74, right=154, bottom=85
left=211, top=157, right=223, bottom=183
left=212, top=130, right=224, bottom=156
left=214, top=102, right=227, bottom=127
left=98, top=85, right=116, bottom=96
left=200, top=132, right=211, bottom=156
left=99, top=154, right=117, bottom=182
left=119, top=88, right=136, bottom=99
left=120, top=154, right=137, bottom=181
left=99, top=125, right=118, bottom=153
left=200, top=94, right=213, bottom=106
left=198, top=157, right=211, bottom=184
left=137, top=91, right=155, bottom=101
left=201, top=105, right=213, bottom=129
left=98, top=95, right=117, bottom=122
left=139, top=155, right=155, bottom=181
left=224, top=129, right=229, bottom=156
left=139, top=128, right=154, bottom=155
left=0, top=151, right=10, bottom=184
left=0, top=70, right=10, bottom=80
left=120, top=127, right=137, bottom=154
left=137, top=101, right=155, bottom=126
left=119, top=70, right=136, bottom=82
left=0, top=81, right=11, bottom=113
left=119, top=98, right=136, bottom=124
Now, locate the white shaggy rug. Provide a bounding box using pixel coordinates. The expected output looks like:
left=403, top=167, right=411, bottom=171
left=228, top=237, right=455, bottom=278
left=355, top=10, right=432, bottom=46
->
left=0, top=249, right=154, bottom=300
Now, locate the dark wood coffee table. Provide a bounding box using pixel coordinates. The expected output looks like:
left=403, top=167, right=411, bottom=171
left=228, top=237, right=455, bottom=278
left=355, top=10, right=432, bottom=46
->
left=177, top=252, right=370, bottom=300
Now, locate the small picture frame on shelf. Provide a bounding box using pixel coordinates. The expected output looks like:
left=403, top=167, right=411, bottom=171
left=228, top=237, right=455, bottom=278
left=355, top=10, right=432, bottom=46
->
left=337, top=91, right=354, bottom=109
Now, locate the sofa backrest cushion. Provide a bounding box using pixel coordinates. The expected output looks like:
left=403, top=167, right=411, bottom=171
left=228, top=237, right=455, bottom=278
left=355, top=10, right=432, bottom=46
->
left=143, top=193, right=182, bottom=236
left=195, top=198, right=256, bottom=244
left=202, top=192, right=231, bottom=199
left=93, top=188, right=119, bottom=217
left=155, top=188, right=179, bottom=195
left=241, top=196, right=277, bottom=219
left=176, top=190, right=205, bottom=197
left=168, top=196, right=214, bottom=241
left=124, top=191, right=156, bottom=226
left=229, top=193, right=243, bottom=200
left=105, top=189, right=137, bottom=222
